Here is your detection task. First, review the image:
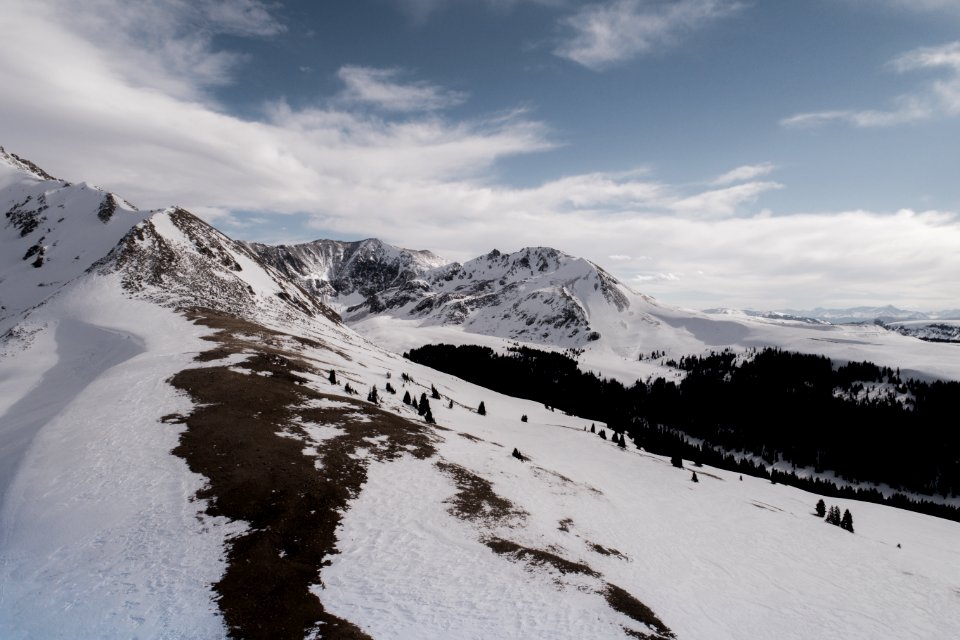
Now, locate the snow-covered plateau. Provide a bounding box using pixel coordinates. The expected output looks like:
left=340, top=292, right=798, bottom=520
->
left=2, top=148, right=959, bottom=639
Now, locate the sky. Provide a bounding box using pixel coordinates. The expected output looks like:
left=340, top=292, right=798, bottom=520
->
left=2, top=0, right=959, bottom=311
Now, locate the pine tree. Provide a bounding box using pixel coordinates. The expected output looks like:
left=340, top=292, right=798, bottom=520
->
left=477, top=401, right=486, bottom=416
left=402, top=390, right=411, bottom=405
left=344, top=383, right=354, bottom=395
left=618, top=434, right=627, bottom=449
left=826, top=505, right=842, bottom=526
left=424, top=407, right=435, bottom=424
left=385, top=382, right=396, bottom=394
left=418, top=393, right=430, bottom=416
left=691, top=471, right=699, bottom=483
left=328, top=369, right=337, bottom=385
left=671, top=454, right=683, bottom=469
left=448, top=399, right=453, bottom=409
left=599, top=429, right=607, bottom=440
left=521, top=414, right=528, bottom=422
left=590, top=424, right=596, bottom=433
left=431, top=384, right=441, bottom=400
left=841, top=509, right=854, bottom=533
left=367, top=386, right=379, bottom=404
left=815, top=499, right=826, bottom=518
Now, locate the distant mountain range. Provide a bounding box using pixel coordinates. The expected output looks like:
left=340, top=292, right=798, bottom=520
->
left=775, top=305, right=960, bottom=324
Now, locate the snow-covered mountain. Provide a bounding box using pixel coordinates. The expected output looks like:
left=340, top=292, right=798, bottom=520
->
left=776, top=305, right=960, bottom=324
left=246, top=237, right=448, bottom=302
left=2, top=149, right=960, bottom=639
left=248, top=240, right=960, bottom=384
left=0, top=146, right=147, bottom=328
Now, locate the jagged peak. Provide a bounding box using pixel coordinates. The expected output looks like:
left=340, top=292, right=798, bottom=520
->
left=0, top=146, right=61, bottom=183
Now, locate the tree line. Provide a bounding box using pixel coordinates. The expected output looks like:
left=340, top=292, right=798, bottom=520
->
left=404, top=344, right=960, bottom=522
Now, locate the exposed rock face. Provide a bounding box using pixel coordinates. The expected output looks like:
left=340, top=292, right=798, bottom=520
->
left=246, top=238, right=448, bottom=300
left=104, top=208, right=340, bottom=325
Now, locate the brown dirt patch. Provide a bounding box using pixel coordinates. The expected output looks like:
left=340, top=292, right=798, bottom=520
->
left=169, top=311, right=435, bottom=639
left=483, top=537, right=599, bottom=578
left=589, top=542, right=628, bottom=560
left=436, top=461, right=525, bottom=524
left=604, top=583, right=676, bottom=640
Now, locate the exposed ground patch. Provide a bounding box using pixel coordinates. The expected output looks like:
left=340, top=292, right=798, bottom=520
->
left=169, top=310, right=435, bottom=640
left=484, top=537, right=599, bottom=577
left=605, top=583, right=676, bottom=640
left=438, top=459, right=674, bottom=639
left=436, top=461, right=526, bottom=524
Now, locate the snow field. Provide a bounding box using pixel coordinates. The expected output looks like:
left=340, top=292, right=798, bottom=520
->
left=0, top=277, right=244, bottom=639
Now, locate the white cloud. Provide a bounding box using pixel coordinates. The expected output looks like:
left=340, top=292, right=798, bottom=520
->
left=782, top=41, right=960, bottom=128
left=336, top=66, right=468, bottom=112
left=2, top=1, right=959, bottom=310
left=710, top=163, right=775, bottom=186
left=608, top=254, right=632, bottom=261
left=555, top=0, right=742, bottom=70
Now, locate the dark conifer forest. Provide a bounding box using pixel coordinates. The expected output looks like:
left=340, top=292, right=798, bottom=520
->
left=405, top=344, right=960, bottom=521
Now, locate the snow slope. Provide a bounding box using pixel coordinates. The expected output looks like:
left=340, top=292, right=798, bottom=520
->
left=0, top=277, right=245, bottom=639
left=1, top=151, right=958, bottom=638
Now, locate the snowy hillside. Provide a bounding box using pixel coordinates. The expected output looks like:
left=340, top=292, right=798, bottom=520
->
left=2, top=150, right=960, bottom=639
left=0, top=146, right=147, bottom=331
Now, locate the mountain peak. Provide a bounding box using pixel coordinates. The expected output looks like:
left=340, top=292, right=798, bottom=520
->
left=0, top=146, right=60, bottom=183
left=105, top=207, right=338, bottom=326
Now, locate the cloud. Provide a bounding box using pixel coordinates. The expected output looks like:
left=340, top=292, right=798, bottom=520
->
left=2, top=1, right=959, bottom=311
left=336, top=66, right=468, bottom=112
left=608, top=254, right=632, bottom=261
left=393, top=0, right=562, bottom=23
left=782, top=41, right=960, bottom=128
left=710, top=163, right=775, bottom=186
left=27, top=0, right=285, bottom=100
left=555, top=0, right=743, bottom=70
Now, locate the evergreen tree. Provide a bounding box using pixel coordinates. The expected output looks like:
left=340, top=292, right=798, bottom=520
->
left=826, top=505, right=842, bottom=526
left=344, top=382, right=354, bottom=395
left=328, top=369, right=337, bottom=385
left=385, top=382, right=396, bottom=394
left=521, top=414, right=528, bottom=422
left=448, top=399, right=454, bottom=409
left=477, top=401, right=486, bottom=416
left=590, top=424, right=596, bottom=433
left=418, top=393, right=430, bottom=416
left=671, top=454, right=683, bottom=469
left=431, top=384, right=441, bottom=399
left=815, top=499, right=826, bottom=518
left=402, top=390, right=411, bottom=405
left=691, top=471, right=699, bottom=483
left=599, top=429, right=607, bottom=440
left=841, top=509, right=854, bottom=533
left=367, top=386, right=379, bottom=404
left=618, top=434, right=627, bottom=449
left=424, top=407, right=435, bottom=424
